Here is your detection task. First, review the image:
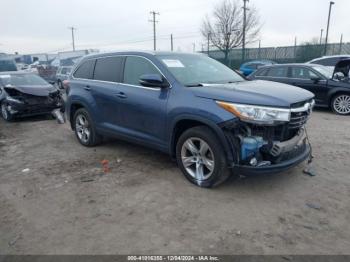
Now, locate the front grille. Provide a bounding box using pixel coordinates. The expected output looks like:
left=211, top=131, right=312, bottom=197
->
left=249, top=100, right=312, bottom=142
left=289, top=111, right=310, bottom=129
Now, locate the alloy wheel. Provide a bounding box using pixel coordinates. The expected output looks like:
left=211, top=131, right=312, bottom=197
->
left=181, top=137, right=215, bottom=181
left=75, top=114, right=91, bottom=143
left=333, top=95, right=350, bottom=115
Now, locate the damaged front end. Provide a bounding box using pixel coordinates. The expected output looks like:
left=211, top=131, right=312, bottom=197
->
left=219, top=100, right=314, bottom=175
left=2, top=87, right=65, bottom=120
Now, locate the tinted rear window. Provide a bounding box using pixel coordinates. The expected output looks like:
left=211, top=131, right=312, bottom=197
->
left=266, top=67, right=288, bottom=77
left=73, top=60, right=95, bottom=79
left=93, top=56, right=124, bottom=83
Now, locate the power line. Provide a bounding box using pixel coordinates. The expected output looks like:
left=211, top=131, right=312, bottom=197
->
left=149, top=11, right=160, bottom=51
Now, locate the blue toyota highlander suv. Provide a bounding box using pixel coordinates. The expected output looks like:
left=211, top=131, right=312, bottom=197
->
left=66, top=51, right=315, bottom=188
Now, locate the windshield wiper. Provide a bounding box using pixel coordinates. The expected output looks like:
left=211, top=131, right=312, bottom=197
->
left=185, top=83, right=204, bottom=87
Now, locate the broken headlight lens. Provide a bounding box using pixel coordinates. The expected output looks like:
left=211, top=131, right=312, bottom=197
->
left=6, top=96, right=24, bottom=104
left=217, top=101, right=290, bottom=124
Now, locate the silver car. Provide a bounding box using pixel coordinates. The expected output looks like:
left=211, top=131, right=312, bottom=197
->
left=56, top=66, right=72, bottom=89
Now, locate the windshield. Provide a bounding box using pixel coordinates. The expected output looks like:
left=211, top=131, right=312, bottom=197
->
left=0, top=74, right=49, bottom=86
left=157, top=53, right=244, bottom=86
left=311, top=65, right=333, bottom=79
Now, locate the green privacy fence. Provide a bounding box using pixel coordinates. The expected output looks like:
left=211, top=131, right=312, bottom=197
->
left=206, top=42, right=350, bottom=69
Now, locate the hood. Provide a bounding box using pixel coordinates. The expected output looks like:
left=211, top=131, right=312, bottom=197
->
left=190, top=80, right=314, bottom=108
left=5, top=84, right=57, bottom=96
left=333, top=58, right=350, bottom=78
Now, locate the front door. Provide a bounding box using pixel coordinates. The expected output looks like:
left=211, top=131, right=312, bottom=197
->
left=288, top=66, right=328, bottom=104
left=116, top=56, right=170, bottom=147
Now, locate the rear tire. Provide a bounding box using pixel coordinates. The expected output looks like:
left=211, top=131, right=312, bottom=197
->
left=331, top=93, right=350, bottom=115
left=73, top=108, right=101, bottom=146
left=1, top=102, right=13, bottom=121
left=176, top=126, right=231, bottom=188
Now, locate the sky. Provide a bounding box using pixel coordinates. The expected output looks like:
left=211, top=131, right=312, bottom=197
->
left=0, top=0, right=349, bottom=54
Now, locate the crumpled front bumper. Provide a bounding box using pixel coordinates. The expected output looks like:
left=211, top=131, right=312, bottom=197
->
left=4, top=96, right=64, bottom=117
left=229, top=127, right=311, bottom=176
left=232, top=143, right=310, bottom=176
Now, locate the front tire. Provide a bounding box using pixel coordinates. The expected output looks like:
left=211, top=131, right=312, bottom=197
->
left=73, top=108, right=101, bottom=146
left=1, top=102, right=13, bottom=121
left=176, top=126, right=231, bottom=188
left=331, top=93, right=350, bottom=115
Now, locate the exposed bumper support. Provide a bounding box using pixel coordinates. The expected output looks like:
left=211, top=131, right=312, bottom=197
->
left=270, top=128, right=306, bottom=157
left=231, top=144, right=310, bottom=176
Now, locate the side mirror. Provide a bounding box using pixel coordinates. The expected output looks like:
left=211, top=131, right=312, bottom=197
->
left=333, top=72, right=345, bottom=80
left=310, top=76, right=321, bottom=83
left=139, top=74, right=168, bottom=88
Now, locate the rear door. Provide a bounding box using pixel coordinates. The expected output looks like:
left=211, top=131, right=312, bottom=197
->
left=288, top=66, right=328, bottom=104
left=263, top=66, right=289, bottom=84
left=89, top=56, right=125, bottom=128
left=116, top=56, right=170, bottom=147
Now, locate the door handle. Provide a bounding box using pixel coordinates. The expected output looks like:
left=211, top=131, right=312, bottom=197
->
left=84, top=85, right=91, bottom=91
left=115, top=92, right=127, bottom=99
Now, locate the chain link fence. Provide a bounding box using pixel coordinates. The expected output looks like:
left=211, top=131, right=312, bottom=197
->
left=207, top=42, right=350, bottom=69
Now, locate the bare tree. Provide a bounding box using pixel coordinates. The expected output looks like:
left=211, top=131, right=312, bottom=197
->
left=201, top=0, right=261, bottom=63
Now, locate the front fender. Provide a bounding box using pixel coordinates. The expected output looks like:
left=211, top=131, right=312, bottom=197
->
left=327, top=87, right=350, bottom=104
left=169, top=114, right=235, bottom=163
left=66, top=96, right=96, bottom=128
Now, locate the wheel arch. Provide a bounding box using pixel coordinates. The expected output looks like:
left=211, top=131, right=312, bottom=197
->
left=328, top=89, right=350, bottom=107
left=170, top=116, right=234, bottom=164
left=69, top=102, right=86, bottom=130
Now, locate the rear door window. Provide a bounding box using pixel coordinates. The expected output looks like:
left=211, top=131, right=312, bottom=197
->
left=123, top=56, right=160, bottom=86
left=73, top=60, right=95, bottom=79
left=266, top=67, right=288, bottom=78
left=93, top=56, right=124, bottom=83
left=61, top=68, right=67, bottom=74
left=290, top=67, right=318, bottom=79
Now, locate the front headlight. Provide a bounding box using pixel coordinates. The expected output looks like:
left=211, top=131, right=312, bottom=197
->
left=217, top=101, right=290, bottom=125
left=6, top=96, right=24, bottom=104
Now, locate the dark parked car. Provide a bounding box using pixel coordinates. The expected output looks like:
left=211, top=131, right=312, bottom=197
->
left=239, top=60, right=276, bottom=76
left=0, top=72, right=64, bottom=121
left=56, top=66, right=73, bottom=89
left=66, top=52, right=314, bottom=188
left=248, top=63, right=350, bottom=115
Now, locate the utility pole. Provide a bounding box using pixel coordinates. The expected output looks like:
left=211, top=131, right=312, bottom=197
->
left=207, top=32, right=211, bottom=56
left=149, top=11, right=160, bottom=51
left=192, top=43, right=196, bottom=53
left=258, top=40, right=261, bottom=59
left=170, top=34, right=173, bottom=51
left=242, top=0, right=249, bottom=62
left=339, top=33, right=343, bottom=54
left=324, top=1, right=335, bottom=55
left=294, top=36, right=297, bottom=58
left=320, top=29, right=324, bottom=45
left=68, top=26, right=76, bottom=51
